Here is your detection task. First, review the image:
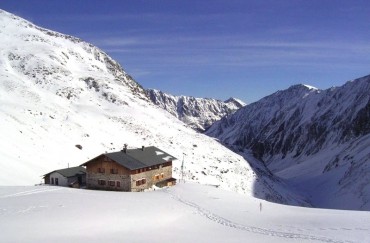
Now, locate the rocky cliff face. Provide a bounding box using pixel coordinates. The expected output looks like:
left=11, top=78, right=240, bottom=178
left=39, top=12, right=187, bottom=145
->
left=206, top=78, right=370, bottom=210
left=147, top=89, right=245, bottom=131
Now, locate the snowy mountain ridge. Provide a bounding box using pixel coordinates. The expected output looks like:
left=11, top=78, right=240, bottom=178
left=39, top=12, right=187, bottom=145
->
left=147, top=89, right=245, bottom=131
left=0, top=9, right=308, bottom=206
left=0, top=10, right=146, bottom=101
left=206, top=78, right=370, bottom=210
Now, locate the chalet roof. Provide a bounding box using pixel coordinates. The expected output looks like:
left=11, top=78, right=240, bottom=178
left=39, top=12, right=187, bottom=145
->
left=82, top=146, right=176, bottom=170
left=44, top=166, right=86, bottom=178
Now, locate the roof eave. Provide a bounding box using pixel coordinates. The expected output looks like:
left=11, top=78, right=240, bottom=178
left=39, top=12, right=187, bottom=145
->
left=80, top=154, right=105, bottom=166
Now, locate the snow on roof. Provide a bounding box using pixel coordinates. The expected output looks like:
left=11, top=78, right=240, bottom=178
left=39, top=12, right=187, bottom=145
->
left=162, top=155, right=173, bottom=161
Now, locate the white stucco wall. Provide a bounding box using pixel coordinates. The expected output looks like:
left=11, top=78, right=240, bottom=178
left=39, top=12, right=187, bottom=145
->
left=49, top=172, right=68, bottom=187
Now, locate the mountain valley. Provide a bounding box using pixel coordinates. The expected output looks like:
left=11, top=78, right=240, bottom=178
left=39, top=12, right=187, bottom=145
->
left=1, top=8, right=370, bottom=211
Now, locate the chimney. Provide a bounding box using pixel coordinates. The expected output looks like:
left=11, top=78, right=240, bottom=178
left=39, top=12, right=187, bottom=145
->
left=123, top=144, right=128, bottom=153
left=142, top=146, right=145, bottom=151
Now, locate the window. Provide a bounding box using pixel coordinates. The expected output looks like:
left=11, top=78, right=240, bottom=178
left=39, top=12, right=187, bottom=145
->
left=98, top=179, right=106, bottom=185
left=154, top=174, right=160, bottom=180
left=136, top=180, right=141, bottom=186
left=51, top=177, right=54, bottom=185
left=116, top=181, right=121, bottom=187
left=135, top=178, right=146, bottom=186
left=98, top=168, right=105, bottom=173
left=110, top=168, right=118, bottom=174
left=109, top=180, right=115, bottom=186
left=161, top=173, right=164, bottom=179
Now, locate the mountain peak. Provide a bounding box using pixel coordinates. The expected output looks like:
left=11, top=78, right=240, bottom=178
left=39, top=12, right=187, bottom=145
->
left=302, top=84, right=318, bottom=90
left=224, top=97, right=246, bottom=107
left=287, top=83, right=319, bottom=91
left=267, top=83, right=320, bottom=101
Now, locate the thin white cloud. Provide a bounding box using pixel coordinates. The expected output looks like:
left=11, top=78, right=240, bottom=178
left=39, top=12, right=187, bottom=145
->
left=94, top=32, right=370, bottom=52
left=79, top=25, right=370, bottom=73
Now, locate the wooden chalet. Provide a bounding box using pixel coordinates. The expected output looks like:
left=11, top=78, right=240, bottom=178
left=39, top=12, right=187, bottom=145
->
left=80, top=146, right=177, bottom=192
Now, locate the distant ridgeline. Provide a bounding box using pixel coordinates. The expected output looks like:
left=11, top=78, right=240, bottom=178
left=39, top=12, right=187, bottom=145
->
left=147, top=89, right=245, bottom=131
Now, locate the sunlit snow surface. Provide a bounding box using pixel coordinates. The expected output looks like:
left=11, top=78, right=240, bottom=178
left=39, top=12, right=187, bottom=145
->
left=0, top=184, right=369, bottom=243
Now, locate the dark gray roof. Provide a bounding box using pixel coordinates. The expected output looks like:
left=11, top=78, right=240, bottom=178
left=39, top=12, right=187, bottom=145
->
left=83, top=146, right=176, bottom=170
left=44, top=166, right=86, bottom=178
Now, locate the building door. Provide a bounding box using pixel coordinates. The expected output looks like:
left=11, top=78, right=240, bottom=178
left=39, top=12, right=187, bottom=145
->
left=55, top=178, right=59, bottom=185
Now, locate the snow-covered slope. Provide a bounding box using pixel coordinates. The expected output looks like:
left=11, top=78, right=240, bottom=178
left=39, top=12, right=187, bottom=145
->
left=1, top=184, right=369, bottom=243
left=206, top=78, right=370, bottom=210
left=147, top=89, right=245, bottom=131
left=0, top=9, right=307, bottom=206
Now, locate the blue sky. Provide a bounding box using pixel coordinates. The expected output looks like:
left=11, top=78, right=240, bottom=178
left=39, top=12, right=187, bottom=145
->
left=2, top=1, right=370, bottom=103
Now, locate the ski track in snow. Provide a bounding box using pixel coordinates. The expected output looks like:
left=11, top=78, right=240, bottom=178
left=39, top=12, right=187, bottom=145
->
left=0, top=187, right=63, bottom=198
left=163, top=189, right=353, bottom=243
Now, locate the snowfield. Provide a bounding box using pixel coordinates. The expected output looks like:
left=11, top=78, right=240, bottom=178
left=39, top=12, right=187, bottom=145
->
left=0, top=183, right=369, bottom=243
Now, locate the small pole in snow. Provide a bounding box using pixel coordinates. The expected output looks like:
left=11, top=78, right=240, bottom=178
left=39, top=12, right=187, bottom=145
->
left=181, top=154, right=185, bottom=183
left=259, top=202, right=262, bottom=212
